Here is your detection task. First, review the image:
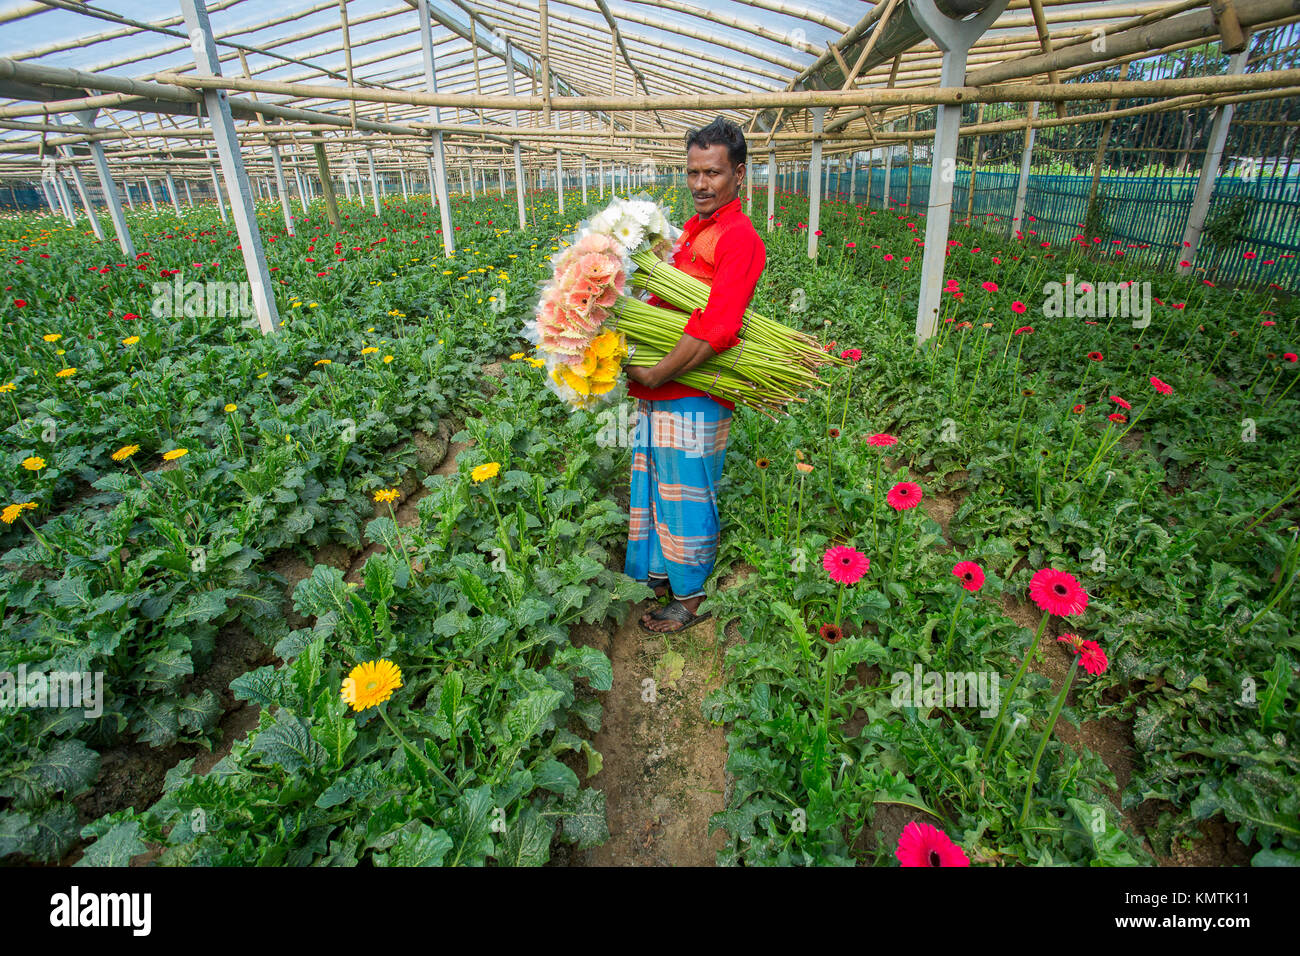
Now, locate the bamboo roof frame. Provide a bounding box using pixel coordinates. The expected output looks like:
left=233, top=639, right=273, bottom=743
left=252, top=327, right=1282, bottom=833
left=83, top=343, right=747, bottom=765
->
left=0, top=0, right=1297, bottom=182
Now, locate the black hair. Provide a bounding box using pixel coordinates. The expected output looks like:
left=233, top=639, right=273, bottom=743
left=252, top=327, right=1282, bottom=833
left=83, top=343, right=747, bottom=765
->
left=685, top=116, right=747, bottom=169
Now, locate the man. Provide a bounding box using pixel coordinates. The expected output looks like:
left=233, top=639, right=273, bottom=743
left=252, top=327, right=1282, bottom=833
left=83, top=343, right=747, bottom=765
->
left=624, top=117, right=767, bottom=634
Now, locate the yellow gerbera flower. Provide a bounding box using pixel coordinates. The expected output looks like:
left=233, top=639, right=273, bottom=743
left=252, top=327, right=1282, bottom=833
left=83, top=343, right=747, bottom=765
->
left=373, top=488, right=401, bottom=504
left=314, top=358, right=332, bottom=366
left=361, top=347, right=379, bottom=355
left=122, top=336, right=140, bottom=346
left=509, top=352, right=525, bottom=361
left=2, top=504, right=24, bottom=524
left=340, top=659, right=403, bottom=712
left=525, top=357, right=545, bottom=368
left=224, top=403, right=237, bottom=413
left=21, top=456, right=45, bottom=471
left=162, top=448, right=188, bottom=461
left=471, top=461, right=501, bottom=483
left=561, top=366, right=590, bottom=396
left=111, top=444, right=140, bottom=461
left=0, top=382, right=14, bottom=393
left=257, top=372, right=269, bottom=379
left=43, top=333, right=61, bottom=343
left=55, top=367, right=76, bottom=379
left=383, top=355, right=394, bottom=364
left=576, top=351, right=598, bottom=377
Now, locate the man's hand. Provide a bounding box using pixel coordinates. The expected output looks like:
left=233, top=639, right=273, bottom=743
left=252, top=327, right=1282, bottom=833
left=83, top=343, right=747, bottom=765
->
left=625, top=364, right=659, bottom=389
left=625, top=334, right=717, bottom=391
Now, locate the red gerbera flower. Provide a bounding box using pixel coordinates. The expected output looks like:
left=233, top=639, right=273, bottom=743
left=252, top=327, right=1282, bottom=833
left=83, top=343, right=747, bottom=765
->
left=1011, top=301, right=1026, bottom=314
left=1109, top=395, right=1131, bottom=410
left=1108, top=413, right=1127, bottom=423
left=887, top=481, right=923, bottom=511
left=1029, top=568, right=1088, bottom=617
left=1262, top=320, right=1276, bottom=327
left=13, top=299, right=25, bottom=308
left=1150, top=376, right=1173, bottom=395
left=895, top=821, right=970, bottom=867
left=1072, top=404, right=1086, bottom=413
left=823, top=546, right=869, bottom=585
left=841, top=348, right=862, bottom=362
left=981, top=281, right=998, bottom=293
left=1013, top=326, right=1033, bottom=335
left=819, top=623, right=843, bottom=644
left=952, top=561, right=985, bottom=592
left=867, top=433, right=897, bottom=447
left=1087, top=351, right=1103, bottom=362
left=1078, top=640, right=1109, bottom=675
left=1284, top=353, right=1298, bottom=363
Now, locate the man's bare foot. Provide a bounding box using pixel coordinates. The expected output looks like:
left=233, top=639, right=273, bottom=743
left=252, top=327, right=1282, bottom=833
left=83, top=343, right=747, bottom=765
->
left=642, top=595, right=704, bottom=633
left=640, top=581, right=670, bottom=625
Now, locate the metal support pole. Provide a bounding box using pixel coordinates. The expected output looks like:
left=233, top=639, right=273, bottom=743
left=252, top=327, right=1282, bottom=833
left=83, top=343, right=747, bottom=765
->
left=181, top=0, right=278, bottom=334
left=269, top=138, right=295, bottom=236
left=849, top=152, right=857, bottom=206
left=1012, top=101, right=1038, bottom=236
left=807, top=107, right=825, bottom=260
left=581, top=155, right=588, bottom=205
left=417, top=0, right=454, bottom=253
left=184, top=179, right=194, bottom=206
left=913, top=0, right=1008, bottom=343
left=207, top=154, right=227, bottom=222
left=505, top=39, right=527, bottom=230
left=144, top=177, right=157, bottom=212
left=399, top=165, right=409, bottom=199
left=366, top=148, right=381, bottom=216
left=766, top=148, right=776, bottom=232
left=293, top=159, right=309, bottom=214
left=1180, top=50, right=1249, bottom=273
left=165, top=171, right=181, bottom=214
left=54, top=168, right=76, bottom=223
left=498, top=163, right=505, bottom=197
left=556, top=151, right=564, bottom=214
left=50, top=118, right=103, bottom=239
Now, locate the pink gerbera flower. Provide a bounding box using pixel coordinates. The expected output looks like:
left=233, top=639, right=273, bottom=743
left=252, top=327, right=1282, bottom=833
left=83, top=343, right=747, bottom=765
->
left=867, top=433, right=897, bottom=447
left=887, top=481, right=923, bottom=511
left=952, top=561, right=985, bottom=592
left=981, top=281, right=998, bottom=293
left=823, top=545, right=870, bottom=585
left=895, top=821, right=970, bottom=867
left=1150, top=376, right=1173, bottom=395
left=1109, top=395, right=1131, bottom=410
left=841, top=348, right=862, bottom=362
left=1029, top=568, right=1089, bottom=616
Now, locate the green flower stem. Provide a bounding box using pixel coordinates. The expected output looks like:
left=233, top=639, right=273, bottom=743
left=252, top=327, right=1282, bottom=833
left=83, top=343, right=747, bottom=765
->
left=20, top=515, right=61, bottom=561
left=1268, top=370, right=1299, bottom=409
left=385, top=501, right=416, bottom=577
left=1244, top=362, right=1271, bottom=400
left=1061, top=413, right=1084, bottom=479
left=485, top=484, right=512, bottom=562
left=822, top=642, right=836, bottom=732
left=840, top=365, right=855, bottom=432
left=759, top=469, right=771, bottom=541
left=1260, top=368, right=1286, bottom=405
left=1011, top=392, right=1029, bottom=455
left=1019, top=656, right=1079, bottom=826
left=378, top=705, right=461, bottom=794
left=1206, top=335, right=1233, bottom=376
left=983, top=613, right=1049, bottom=764
left=871, top=454, right=883, bottom=553
left=942, top=589, right=967, bottom=668
left=793, top=471, right=809, bottom=545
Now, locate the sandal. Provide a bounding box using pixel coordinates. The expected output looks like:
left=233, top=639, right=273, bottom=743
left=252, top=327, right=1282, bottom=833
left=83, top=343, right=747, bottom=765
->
left=638, top=599, right=713, bottom=634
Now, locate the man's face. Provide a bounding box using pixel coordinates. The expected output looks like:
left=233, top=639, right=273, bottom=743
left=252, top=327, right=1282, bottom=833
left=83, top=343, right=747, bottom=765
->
left=687, top=143, right=743, bottom=218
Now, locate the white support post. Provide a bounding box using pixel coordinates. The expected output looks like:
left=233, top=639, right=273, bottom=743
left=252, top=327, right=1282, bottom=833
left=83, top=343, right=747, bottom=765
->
left=50, top=118, right=104, bottom=239
left=144, top=177, right=157, bottom=211
left=294, top=160, right=309, bottom=213
left=164, top=172, right=181, bottom=214
left=1012, top=102, right=1039, bottom=238
left=849, top=153, right=857, bottom=205
left=498, top=163, right=505, bottom=197
left=399, top=165, right=409, bottom=199
left=76, top=121, right=135, bottom=257
left=366, top=148, right=381, bottom=216
left=807, top=107, right=825, bottom=260
left=883, top=141, right=893, bottom=210
left=122, top=179, right=135, bottom=211
left=581, top=155, right=588, bottom=205
left=912, top=0, right=1008, bottom=343
left=181, top=0, right=278, bottom=335
left=505, top=39, right=527, bottom=230
left=555, top=151, right=564, bottom=214
left=269, top=137, right=296, bottom=236
left=207, top=153, right=228, bottom=222
left=599, top=160, right=605, bottom=199
left=184, top=179, right=194, bottom=206
left=1179, top=50, right=1249, bottom=274
left=417, top=0, right=454, bottom=254
left=746, top=154, right=753, bottom=214
left=55, top=169, right=77, bottom=223
left=766, top=149, right=776, bottom=232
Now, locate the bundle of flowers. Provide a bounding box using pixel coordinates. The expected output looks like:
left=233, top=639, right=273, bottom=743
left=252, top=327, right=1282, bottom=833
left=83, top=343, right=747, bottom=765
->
left=525, top=194, right=844, bottom=413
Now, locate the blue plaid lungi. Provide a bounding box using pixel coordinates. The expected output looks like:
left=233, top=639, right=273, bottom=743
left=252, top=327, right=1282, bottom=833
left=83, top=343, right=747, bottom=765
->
left=624, top=396, right=732, bottom=601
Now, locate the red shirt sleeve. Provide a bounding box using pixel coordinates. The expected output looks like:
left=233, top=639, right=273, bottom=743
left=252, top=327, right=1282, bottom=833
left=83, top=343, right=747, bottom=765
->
left=682, top=226, right=766, bottom=353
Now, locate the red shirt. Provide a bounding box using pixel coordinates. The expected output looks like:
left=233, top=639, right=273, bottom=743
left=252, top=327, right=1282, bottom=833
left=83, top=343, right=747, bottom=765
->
left=628, top=196, right=766, bottom=410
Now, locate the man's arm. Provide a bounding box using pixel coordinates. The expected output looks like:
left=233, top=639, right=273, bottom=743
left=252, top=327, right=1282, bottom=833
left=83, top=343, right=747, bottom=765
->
left=626, top=228, right=766, bottom=389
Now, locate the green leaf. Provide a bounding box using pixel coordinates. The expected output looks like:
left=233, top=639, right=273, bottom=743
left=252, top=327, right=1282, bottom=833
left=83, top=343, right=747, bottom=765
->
left=230, top=665, right=290, bottom=709
left=311, top=692, right=358, bottom=769
left=177, top=690, right=222, bottom=735
left=164, top=588, right=237, bottom=627
left=74, top=820, right=148, bottom=867
left=496, top=805, right=553, bottom=867
left=552, top=787, right=609, bottom=850
left=28, top=740, right=100, bottom=797
left=1253, top=846, right=1300, bottom=866
left=551, top=645, right=613, bottom=691
left=449, top=785, right=496, bottom=866
left=0, top=811, right=38, bottom=860
left=532, top=758, right=580, bottom=799
left=250, top=710, right=328, bottom=773
left=132, top=699, right=181, bottom=748
left=455, top=567, right=494, bottom=612
left=374, top=823, right=454, bottom=867
left=581, top=740, right=603, bottom=778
